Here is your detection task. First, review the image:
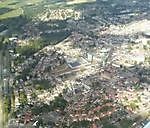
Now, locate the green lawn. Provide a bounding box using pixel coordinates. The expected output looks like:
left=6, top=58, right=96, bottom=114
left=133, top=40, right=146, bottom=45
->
left=120, top=118, right=134, bottom=128
left=70, top=120, right=91, bottom=128
left=101, top=120, right=118, bottom=128
left=0, top=8, right=23, bottom=20
left=33, top=80, right=52, bottom=90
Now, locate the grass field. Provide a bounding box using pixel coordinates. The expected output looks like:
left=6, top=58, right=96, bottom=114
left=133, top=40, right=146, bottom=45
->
left=0, top=8, right=23, bottom=20
left=0, top=0, right=67, bottom=20
left=0, top=0, right=96, bottom=20
left=0, top=0, right=43, bottom=20
left=0, top=0, right=96, bottom=37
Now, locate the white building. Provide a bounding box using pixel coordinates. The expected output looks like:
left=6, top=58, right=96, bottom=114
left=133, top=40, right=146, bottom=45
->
left=143, top=121, right=150, bottom=128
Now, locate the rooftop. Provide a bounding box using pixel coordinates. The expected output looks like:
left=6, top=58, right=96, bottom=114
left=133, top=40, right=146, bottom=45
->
left=68, top=61, right=81, bottom=69
left=143, top=121, right=150, bottom=128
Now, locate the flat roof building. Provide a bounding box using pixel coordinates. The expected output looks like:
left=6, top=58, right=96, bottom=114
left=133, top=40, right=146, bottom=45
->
left=143, top=121, right=150, bottom=128
left=143, top=30, right=150, bottom=38
left=68, top=61, right=81, bottom=69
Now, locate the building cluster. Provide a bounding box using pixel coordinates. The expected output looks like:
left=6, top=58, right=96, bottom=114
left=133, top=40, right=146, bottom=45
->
left=33, top=48, right=65, bottom=78
left=6, top=0, right=150, bottom=127
left=38, top=8, right=82, bottom=21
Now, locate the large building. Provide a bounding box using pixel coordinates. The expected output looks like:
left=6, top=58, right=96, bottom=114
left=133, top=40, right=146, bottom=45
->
left=143, top=30, right=150, bottom=38
left=143, top=121, right=150, bottom=128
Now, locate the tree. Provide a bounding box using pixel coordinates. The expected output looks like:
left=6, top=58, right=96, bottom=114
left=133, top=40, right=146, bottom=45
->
left=129, top=102, right=138, bottom=111
left=19, top=91, right=28, bottom=107
left=137, top=96, right=141, bottom=102
left=0, top=36, right=4, bottom=49
left=31, top=92, right=37, bottom=100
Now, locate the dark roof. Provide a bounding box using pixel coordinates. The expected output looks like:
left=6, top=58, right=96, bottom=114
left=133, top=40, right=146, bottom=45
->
left=69, top=61, right=81, bottom=68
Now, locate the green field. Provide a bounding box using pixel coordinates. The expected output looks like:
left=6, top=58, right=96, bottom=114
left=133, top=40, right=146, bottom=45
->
left=0, top=0, right=97, bottom=20
left=0, top=0, right=95, bottom=44
left=0, top=0, right=69, bottom=20
left=0, top=0, right=44, bottom=19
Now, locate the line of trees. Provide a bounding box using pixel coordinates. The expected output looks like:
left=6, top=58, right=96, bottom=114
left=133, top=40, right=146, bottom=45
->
left=0, top=36, right=9, bottom=50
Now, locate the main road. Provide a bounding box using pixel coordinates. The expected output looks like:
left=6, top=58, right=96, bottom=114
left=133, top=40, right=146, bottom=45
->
left=0, top=50, right=4, bottom=128
left=0, top=49, right=13, bottom=128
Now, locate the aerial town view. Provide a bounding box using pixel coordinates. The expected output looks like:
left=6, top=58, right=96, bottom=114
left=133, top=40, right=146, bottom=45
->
left=0, top=0, right=150, bottom=128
